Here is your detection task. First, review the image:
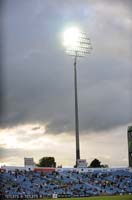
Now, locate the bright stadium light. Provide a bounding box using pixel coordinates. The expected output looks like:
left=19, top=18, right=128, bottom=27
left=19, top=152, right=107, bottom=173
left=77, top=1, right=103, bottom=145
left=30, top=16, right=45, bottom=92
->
left=63, top=27, right=92, bottom=57
left=62, top=27, right=92, bottom=167
left=63, top=27, right=80, bottom=48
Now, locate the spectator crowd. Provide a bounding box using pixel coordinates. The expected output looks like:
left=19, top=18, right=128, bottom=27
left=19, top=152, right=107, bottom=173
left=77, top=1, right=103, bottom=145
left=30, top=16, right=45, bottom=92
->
left=0, top=169, right=132, bottom=199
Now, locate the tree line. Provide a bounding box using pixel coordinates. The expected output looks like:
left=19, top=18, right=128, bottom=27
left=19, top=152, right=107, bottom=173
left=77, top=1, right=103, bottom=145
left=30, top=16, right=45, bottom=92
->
left=36, top=157, right=108, bottom=168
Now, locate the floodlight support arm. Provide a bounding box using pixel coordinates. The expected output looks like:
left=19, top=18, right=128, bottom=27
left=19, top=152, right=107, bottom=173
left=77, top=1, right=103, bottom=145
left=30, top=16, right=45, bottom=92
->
left=74, top=52, right=80, bottom=166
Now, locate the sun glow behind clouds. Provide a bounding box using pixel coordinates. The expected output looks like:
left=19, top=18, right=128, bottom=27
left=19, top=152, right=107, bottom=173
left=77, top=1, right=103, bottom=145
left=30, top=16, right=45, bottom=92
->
left=2, top=135, right=19, bottom=149
left=0, top=124, right=129, bottom=167
left=0, top=123, right=47, bottom=149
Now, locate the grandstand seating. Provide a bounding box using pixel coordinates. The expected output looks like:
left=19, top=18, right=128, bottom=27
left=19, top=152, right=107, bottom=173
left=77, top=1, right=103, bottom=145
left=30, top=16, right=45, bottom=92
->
left=0, top=169, right=132, bottom=198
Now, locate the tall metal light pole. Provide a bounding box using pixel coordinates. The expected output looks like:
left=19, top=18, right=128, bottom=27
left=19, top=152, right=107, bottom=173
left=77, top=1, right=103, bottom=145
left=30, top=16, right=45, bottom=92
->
left=63, top=27, right=92, bottom=166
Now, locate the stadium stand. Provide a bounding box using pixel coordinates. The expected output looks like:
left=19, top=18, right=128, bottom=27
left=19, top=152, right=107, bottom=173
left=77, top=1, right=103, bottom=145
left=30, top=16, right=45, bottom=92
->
left=0, top=168, right=132, bottom=199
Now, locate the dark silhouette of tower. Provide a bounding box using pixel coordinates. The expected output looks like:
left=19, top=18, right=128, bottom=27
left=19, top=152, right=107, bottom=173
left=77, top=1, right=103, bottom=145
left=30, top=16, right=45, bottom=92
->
left=127, top=126, right=132, bottom=167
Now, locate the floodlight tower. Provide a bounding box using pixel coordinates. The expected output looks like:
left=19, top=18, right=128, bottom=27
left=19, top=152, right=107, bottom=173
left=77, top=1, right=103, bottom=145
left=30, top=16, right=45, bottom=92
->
left=63, top=27, right=92, bottom=166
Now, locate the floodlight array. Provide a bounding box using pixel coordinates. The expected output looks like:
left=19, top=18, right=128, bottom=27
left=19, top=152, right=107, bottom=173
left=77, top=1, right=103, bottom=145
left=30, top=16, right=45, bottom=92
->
left=65, top=32, right=92, bottom=57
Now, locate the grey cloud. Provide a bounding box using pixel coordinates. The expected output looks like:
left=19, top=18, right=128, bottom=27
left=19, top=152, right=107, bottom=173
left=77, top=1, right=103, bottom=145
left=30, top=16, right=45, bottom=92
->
left=1, top=0, right=132, bottom=134
left=0, top=147, right=23, bottom=159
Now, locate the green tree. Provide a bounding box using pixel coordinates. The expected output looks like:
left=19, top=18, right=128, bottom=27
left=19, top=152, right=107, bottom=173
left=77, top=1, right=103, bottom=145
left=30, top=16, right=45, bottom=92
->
left=37, top=157, right=56, bottom=167
left=100, top=164, right=109, bottom=168
left=89, top=158, right=101, bottom=168
left=89, top=159, right=109, bottom=168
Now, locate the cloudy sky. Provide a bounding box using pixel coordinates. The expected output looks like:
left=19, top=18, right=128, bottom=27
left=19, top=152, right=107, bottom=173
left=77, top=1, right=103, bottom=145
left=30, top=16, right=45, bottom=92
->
left=0, top=0, right=132, bottom=167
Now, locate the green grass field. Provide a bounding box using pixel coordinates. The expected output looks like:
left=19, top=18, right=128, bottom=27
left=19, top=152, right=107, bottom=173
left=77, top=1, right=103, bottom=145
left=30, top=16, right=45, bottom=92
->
left=40, top=196, right=132, bottom=200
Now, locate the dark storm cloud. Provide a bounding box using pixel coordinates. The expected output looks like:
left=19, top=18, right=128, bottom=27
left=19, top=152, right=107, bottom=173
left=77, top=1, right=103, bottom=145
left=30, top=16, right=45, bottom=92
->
left=0, top=1, right=5, bottom=122
left=1, top=0, right=132, bottom=133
